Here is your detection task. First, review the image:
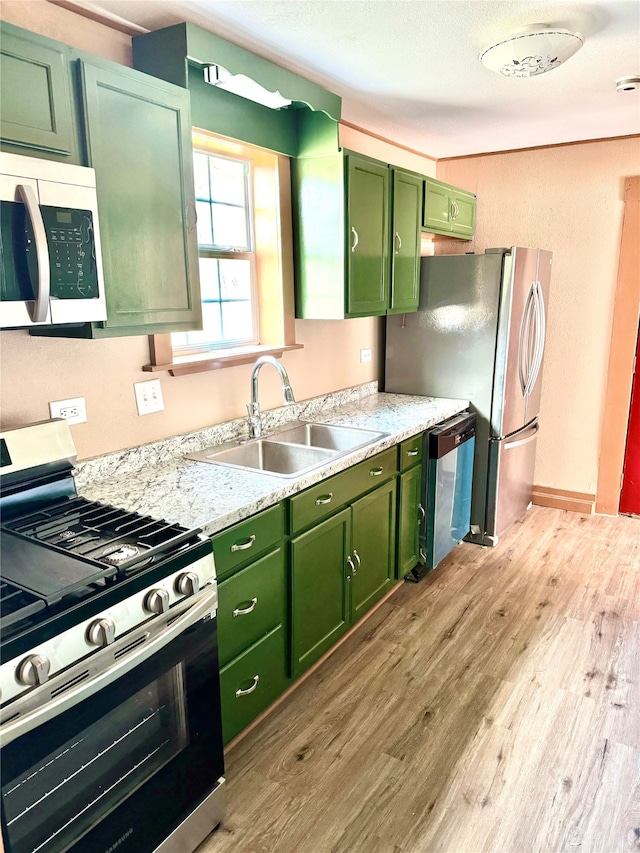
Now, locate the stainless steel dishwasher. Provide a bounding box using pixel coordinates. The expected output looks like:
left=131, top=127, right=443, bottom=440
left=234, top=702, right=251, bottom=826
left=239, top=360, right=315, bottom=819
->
left=408, top=412, right=476, bottom=580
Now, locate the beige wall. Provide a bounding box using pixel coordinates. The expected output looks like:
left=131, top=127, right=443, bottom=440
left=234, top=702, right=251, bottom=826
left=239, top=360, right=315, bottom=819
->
left=437, top=138, right=640, bottom=496
left=0, top=2, right=381, bottom=460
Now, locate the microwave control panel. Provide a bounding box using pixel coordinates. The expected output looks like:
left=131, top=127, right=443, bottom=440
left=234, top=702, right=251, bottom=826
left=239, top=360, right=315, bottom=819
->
left=40, top=206, right=100, bottom=300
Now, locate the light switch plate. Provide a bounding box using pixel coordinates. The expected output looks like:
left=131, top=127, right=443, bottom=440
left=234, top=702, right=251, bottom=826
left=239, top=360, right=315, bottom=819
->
left=134, top=380, right=164, bottom=415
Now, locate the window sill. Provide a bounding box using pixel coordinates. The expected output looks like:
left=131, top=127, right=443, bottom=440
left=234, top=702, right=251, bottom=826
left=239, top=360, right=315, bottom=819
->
left=143, top=342, right=304, bottom=377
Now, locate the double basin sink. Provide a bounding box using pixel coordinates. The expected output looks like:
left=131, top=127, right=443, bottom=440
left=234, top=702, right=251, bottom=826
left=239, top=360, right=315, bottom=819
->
left=187, top=421, right=388, bottom=478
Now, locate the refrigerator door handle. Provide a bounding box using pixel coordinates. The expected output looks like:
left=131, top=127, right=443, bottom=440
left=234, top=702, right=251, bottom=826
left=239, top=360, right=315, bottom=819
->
left=504, top=422, right=539, bottom=450
left=527, top=281, right=547, bottom=395
left=518, top=284, right=536, bottom=396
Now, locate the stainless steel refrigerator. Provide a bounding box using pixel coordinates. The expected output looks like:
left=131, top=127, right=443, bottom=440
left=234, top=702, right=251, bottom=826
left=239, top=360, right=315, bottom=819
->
left=385, top=247, right=552, bottom=546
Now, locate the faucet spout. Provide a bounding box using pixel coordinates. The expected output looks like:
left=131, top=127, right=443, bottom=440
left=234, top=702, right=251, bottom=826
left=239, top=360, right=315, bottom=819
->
left=247, top=356, right=296, bottom=439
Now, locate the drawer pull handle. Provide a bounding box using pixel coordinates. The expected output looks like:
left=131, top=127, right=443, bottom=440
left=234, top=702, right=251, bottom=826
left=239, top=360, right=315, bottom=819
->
left=235, top=675, right=260, bottom=698
left=369, top=467, right=384, bottom=477
left=406, top=449, right=419, bottom=457
left=315, top=493, right=334, bottom=506
left=233, top=597, right=258, bottom=617
left=231, top=535, right=256, bottom=552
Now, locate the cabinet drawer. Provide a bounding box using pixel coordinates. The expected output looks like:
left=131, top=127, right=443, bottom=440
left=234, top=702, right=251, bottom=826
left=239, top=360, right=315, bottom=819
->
left=217, top=548, right=285, bottom=668
left=289, top=446, right=397, bottom=534
left=219, top=625, right=288, bottom=744
left=212, top=504, right=284, bottom=581
left=399, top=434, right=423, bottom=471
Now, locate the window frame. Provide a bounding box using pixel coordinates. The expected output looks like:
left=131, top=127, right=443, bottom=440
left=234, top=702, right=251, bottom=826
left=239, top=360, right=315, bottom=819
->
left=145, top=130, right=301, bottom=376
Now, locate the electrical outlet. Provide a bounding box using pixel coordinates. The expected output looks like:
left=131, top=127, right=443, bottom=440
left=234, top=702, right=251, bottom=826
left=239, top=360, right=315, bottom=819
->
left=49, top=397, right=87, bottom=425
left=134, top=379, right=164, bottom=416
left=360, top=348, right=372, bottom=364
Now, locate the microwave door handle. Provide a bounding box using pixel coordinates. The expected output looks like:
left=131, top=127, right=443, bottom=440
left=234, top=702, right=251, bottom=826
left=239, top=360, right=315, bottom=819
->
left=17, top=184, right=50, bottom=323
left=0, top=585, right=218, bottom=747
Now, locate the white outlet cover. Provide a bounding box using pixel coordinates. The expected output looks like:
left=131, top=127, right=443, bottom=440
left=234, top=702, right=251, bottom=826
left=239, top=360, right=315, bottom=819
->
left=49, top=397, right=87, bottom=425
left=360, top=348, right=372, bottom=363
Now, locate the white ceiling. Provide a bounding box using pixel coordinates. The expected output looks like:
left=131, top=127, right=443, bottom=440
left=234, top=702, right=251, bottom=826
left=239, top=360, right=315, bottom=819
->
left=77, top=0, right=640, bottom=158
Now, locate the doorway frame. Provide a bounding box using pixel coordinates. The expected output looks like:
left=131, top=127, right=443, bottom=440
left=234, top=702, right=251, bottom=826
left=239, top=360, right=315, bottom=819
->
left=596, top=176, right=640, bottom=514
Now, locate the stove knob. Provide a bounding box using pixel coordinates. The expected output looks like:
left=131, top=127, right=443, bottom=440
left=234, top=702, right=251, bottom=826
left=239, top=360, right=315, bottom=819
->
left=87, top=617, right=116, bottom=647
left=145, top=588, right=170, bottom=614
left=17, top=654, right=51, bottom=687
left=175, top=572, right=200, bottom=597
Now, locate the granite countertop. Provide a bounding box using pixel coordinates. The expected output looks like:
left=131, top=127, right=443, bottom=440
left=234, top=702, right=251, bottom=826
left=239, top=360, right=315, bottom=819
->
left=77, top=386, right=468, bottom=537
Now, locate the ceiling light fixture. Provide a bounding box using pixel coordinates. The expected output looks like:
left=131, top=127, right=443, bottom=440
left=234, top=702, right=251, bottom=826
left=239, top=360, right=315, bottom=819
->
left=479, top=24, right=585, bottom=78
left=203, top=65, right=292, bottom=110
left=616, top=76, right=640, bottom=92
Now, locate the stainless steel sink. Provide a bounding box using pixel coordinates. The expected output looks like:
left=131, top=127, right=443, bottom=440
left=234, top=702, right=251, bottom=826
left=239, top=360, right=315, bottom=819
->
left=187, top=438, right=336, bottom=477
left=272, top=421, right=387, bottom=452
left=186, top=421, right=388, bottom=478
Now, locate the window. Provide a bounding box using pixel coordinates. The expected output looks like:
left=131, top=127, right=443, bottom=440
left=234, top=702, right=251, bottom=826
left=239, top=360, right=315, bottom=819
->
left=147, top=130, right=300, bottom=376
left=171, top=150, right=259, bottom=353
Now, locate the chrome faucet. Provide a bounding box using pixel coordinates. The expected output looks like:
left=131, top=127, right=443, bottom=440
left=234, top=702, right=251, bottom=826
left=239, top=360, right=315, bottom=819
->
left=247, top=356, right=295, bottom=439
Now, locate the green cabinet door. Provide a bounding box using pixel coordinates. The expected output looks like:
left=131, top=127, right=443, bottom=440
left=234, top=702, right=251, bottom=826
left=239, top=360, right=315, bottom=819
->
left=397, top=464, right=423, bottom=578
left=77, top=58, right=202, bottom=334
left=423, top=179, right=452, bottom=232
left=451, top=190, right=476, bottom=237
left=0, top=24, right=78, bottom=160
left=350, top=480, right=396, bottom=622
left=389, top=169, right=422, bottom=313
left=290, top=508, right=351, bottom=678
left=346, top=154, right=389, bottom=317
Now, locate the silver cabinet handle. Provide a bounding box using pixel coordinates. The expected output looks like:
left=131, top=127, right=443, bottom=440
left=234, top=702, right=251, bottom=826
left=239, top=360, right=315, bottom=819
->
left=235, top=675, right=260, bottom=698
left=351, top=226, right=359, bottom=253
left=369, top=466, right=384, bottom=477
left=395, top=231, right=402, bottom=253
left=17, top=184, right=49, bottom=323
left=233, top=597, right=258, bottom=617
left=231, top=534, right=256, bottom=552
left=406, top=448, right=419, bottom=457
left=315, top=493, right=333, bottom=506
left=347, top=556, right=355, bottom=579
left=418, top=504, right=425, bottom=522
left=353, top=550, right=361, bottom=571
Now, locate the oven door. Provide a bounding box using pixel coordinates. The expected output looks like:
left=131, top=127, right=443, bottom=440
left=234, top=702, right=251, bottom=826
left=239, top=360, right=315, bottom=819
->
left=0, top=586, right=224, bottom=853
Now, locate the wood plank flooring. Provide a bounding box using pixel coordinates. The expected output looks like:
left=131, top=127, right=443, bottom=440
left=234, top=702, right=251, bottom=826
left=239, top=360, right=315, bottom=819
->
left=199, top=507, right=640, bottom=853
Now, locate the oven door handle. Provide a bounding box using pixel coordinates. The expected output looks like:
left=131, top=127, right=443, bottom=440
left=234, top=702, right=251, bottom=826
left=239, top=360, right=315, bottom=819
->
left=0, top=586, right=218, bottom=747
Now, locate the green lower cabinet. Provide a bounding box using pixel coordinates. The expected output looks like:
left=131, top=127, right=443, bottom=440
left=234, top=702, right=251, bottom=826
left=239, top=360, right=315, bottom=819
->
left=290, top=508, right=351, bottom=678
left=397, top=465, right=423, bottom=578
left=219, top=625, right=289, bottom=744
left=350, top=480, right=396, bottom=621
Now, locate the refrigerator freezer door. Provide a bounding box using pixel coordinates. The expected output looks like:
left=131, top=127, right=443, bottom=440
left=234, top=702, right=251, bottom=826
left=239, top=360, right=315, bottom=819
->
left=492, top=247, right=540, bottom=438
left=486, top=419, right=539, bottom=543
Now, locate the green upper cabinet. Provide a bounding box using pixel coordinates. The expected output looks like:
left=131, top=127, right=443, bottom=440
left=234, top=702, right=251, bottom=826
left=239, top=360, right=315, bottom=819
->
left=292, top=152, right=422, bottom=319
left=0, top=23, right=79, bottom=161
left=75, top=58, right=201, bottom=336
left=346, top=154, right=390, bottom=316
left=423, top=176, right=476, bottom=239
left=389, top=169, right=422, bottom=314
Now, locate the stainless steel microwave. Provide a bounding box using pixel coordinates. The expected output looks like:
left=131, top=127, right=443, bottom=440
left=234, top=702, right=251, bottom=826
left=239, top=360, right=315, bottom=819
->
left=0, top=152, right=107, bottom=328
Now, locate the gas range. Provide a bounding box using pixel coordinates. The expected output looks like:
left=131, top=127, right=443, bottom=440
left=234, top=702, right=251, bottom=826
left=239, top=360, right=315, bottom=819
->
left=0, top=419, right=215, bottom=696
left=0, top=420, right=225, bottom=853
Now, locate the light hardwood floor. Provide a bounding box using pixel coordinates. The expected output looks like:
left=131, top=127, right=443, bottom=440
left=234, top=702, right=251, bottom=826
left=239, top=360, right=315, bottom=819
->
left=200, top=507, right=640, bottom=853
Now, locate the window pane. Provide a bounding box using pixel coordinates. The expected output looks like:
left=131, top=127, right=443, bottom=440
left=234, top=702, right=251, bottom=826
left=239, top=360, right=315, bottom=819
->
left=218, top=259, right=251, bottom=301
left=220, top=301, right=253, bottom=342
left=196, top=201, right=213, bottom=245
left=211, top=203, right=248, bottom=249
left=198, top=258, right=221, bottom=302
left=193, top=153, right=211, bottom=200
left=209, top=157, right=246, bottom=205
